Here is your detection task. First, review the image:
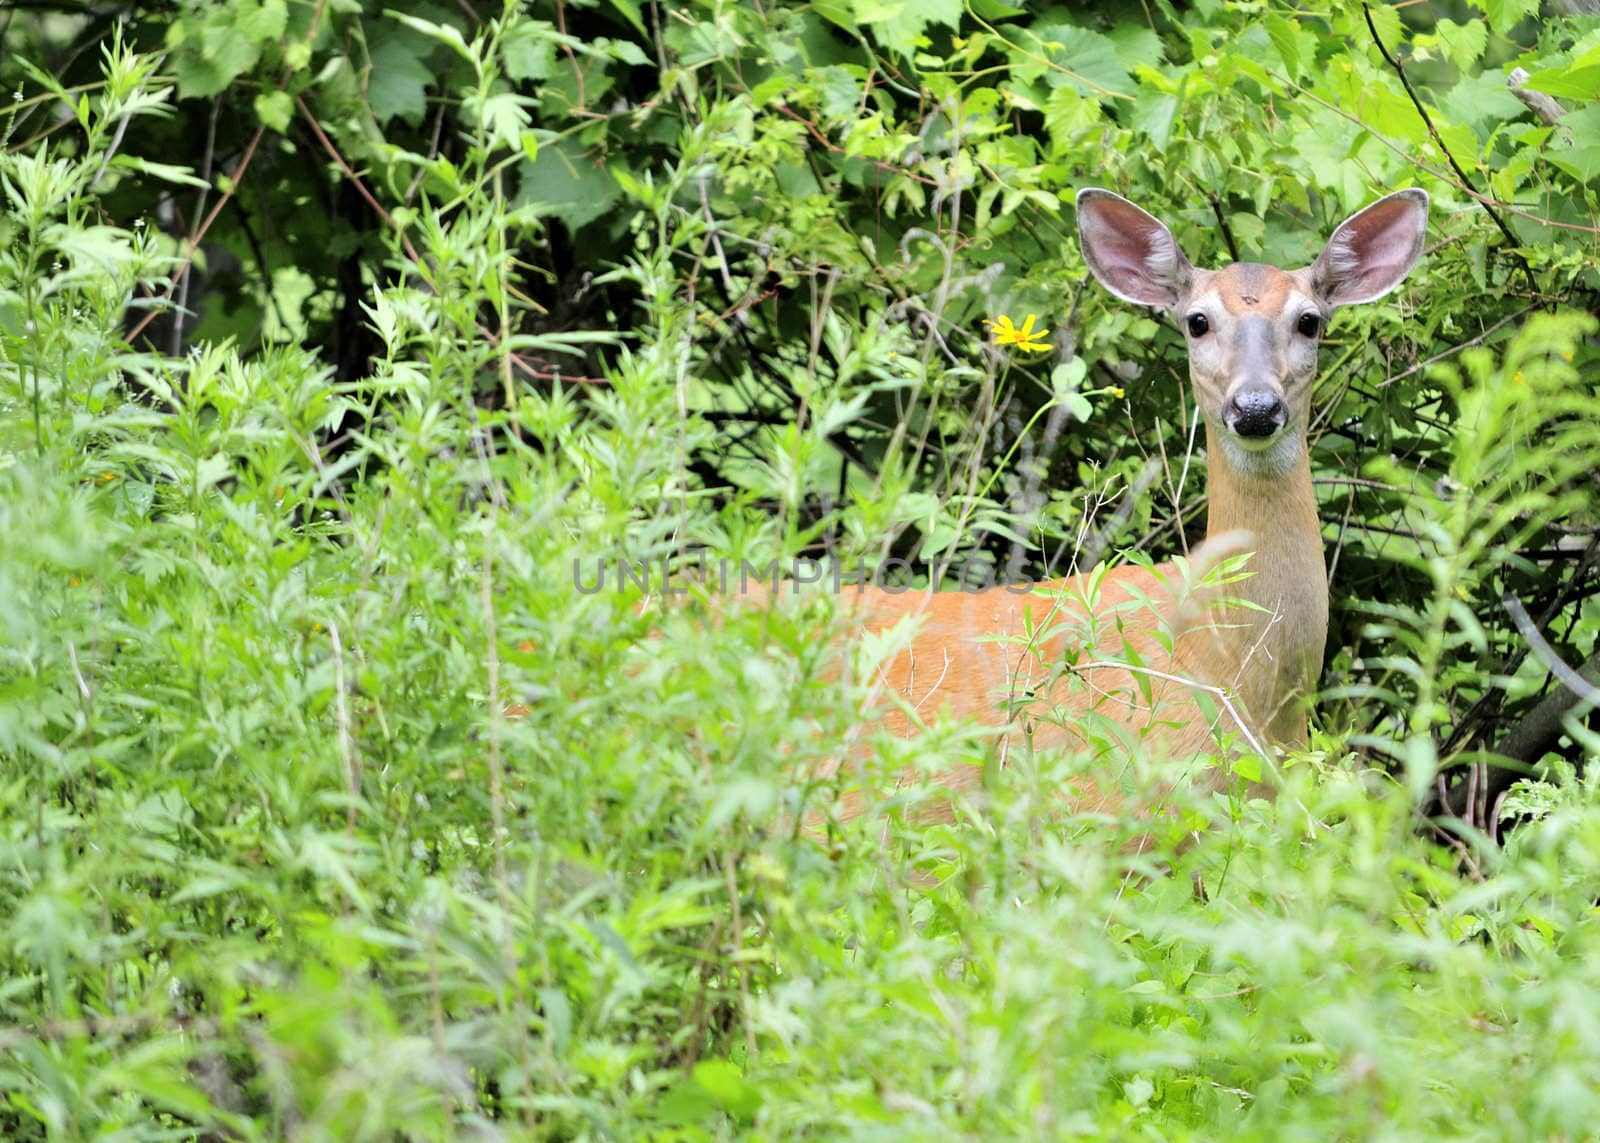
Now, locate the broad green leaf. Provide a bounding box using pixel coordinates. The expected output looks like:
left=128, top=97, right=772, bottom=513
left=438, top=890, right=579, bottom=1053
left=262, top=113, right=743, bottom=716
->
left=1435, top=18, right=1488, bottom=69
left=1480, top=0, right=1540, bottom=36
left=1264, top=13, right=1310, bottom=80
left=254, top=89, right=293, bottom=133
left=1363, top=2, right=1403, bottom=54
left=1131, top=88, right=1178, bottom=151
left=812, top=0, right=856, bottom=32
left=237, top=0, right=287, bottom=43
left=693, top=1059, right=762, bottom=1122
left=367, top=29, right=436, bottom=125
left=385, top=10, right=474, bottom=63
left=513, top=134, right=624, bottom=230
left=43, top=223, right=131, bottom=272
left=1518, top=46, right=1600, bottom=101
left=1105, top=23, right=1164, bottom=74
left=814, top=65, right=864, bottom=118
left=1019, top=23, right=1132, bottom=102
left=1544, top=106, right=1600, bottom=184
left=1442, top=70, right=1525, bottom=135
left=854, top=0, right=962, bottom=58
left=471, top=91, right=533, bottom=153
left=502, top=19, right=558, bottom=81
left=971, top=0, right=1026, bottom=15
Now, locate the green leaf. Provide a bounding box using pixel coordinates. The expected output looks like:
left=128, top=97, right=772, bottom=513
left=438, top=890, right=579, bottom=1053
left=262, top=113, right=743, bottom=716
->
left=606, top=0, right=648, bottom=38
left=1480, top=0, right=1540, bottom=36
left=851, top=0, right=960, bottom=57
left=1263, top=14, right=1306, bottom=80
left=853, top=0, right=962, bottom=58
left=812, top=0, right=857, bottom=33
left=1435, top=18, right=1488, bottom=69
left=1440, top=71, right=1523, bottom=135
left=1050, top=358, right=1087, bottom=401
left=607, top=37, right=651, bottom=66
left=1105, top=23, right=1164, bottom=75
left=367, top=30, right=436, bottom=125
left=1131, top=88, right=1178, bottom=151
left=1019, top=24, right=1133, bottom=102
left=656, top=1079, right=717, bottom=1125
left=1519, top=67, right=1600, bottom=101
left=172, top=0, right=288, bottom=98
left=502, top=19, right=557, bottom=81
left=385, top=10, right=474, bottom=64
left=43, top=223, right=132, bottom=272
left=692, top=1059, right=762, bottom=1122
left=108, top=155, right=209, bottom=189
left=513, top=134, right=624, bottom=230
left=1364, top=2, right=1402, bottom=54
left=472, top=91, right=533, bottom=153
left=1041, top=84, right=1101, bottom=153
left=175, top=30, right=250, bottom=98
left=813, top=65, right=865, bottom=118
left=1518, top=45, right=1600, bottom=102
left=1545, top=106, right=1600, bottom=185
left=238, top=0, right=287, bottom=43
left=254, top=90, right=293, bottom=134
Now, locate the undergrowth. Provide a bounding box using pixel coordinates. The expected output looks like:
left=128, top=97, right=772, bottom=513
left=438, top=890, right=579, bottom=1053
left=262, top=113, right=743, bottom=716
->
left=0, top=5, right=1598, bottom=1140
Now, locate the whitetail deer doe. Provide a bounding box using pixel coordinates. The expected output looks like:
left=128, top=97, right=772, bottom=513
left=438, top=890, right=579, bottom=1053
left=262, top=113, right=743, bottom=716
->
left=816, top=187, right=1428, bottom=822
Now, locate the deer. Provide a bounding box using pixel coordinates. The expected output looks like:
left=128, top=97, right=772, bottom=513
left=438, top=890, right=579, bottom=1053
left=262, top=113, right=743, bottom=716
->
left=802, top=187, right=1429, bottom=824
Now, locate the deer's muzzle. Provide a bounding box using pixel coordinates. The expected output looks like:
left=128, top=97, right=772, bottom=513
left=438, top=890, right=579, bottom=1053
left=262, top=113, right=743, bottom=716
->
left=1225, top=386, right=1287, bottom=439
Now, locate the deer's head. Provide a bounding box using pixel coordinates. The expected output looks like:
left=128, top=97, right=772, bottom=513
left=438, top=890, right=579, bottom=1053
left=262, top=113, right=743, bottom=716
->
left=1076, top=188, right=1429, bottom=478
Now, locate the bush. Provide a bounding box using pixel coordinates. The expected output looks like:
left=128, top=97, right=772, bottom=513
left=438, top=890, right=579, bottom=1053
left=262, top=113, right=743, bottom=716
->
left=0, top=1, right=1597, bottom=1137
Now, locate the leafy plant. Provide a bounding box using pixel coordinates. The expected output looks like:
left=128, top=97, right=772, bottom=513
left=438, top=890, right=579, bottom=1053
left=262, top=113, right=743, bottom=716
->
left=0, top=0, right=1596, bottom=1137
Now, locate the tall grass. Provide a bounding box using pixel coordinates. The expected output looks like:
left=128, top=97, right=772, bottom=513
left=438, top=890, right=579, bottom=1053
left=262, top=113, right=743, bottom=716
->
left=0, top=23, right=1597, bottom=1143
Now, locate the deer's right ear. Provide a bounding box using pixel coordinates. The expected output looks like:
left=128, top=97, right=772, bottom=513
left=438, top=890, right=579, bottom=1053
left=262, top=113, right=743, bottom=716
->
left=1076, top=188, right=1193, bottom=310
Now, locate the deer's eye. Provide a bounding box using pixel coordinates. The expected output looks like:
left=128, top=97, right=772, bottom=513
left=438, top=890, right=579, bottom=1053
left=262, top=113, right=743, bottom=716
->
left=1296, top=312, right=1323, bottom=338
left=1186, top=313, right=1210, bottom=338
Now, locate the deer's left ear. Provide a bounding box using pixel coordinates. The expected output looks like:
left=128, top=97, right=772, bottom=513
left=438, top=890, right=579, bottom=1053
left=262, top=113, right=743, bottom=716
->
left=1311, top=189, right=1429, bottom=308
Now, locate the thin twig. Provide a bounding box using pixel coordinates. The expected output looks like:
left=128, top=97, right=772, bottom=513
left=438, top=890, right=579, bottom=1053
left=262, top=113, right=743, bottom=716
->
left=1376, top=302, right=1543, bottom=388
left=295, top=96, right=420, bottom=263
left=329, top=621, right=360, bottom=836
left=1207, top=192, right=1240, bottom=263
left=1362, top=5, right=1538, bottom=295
left=124, top=123, right=266, bottom=344
left=1503, top=592, right=1600, bottom=705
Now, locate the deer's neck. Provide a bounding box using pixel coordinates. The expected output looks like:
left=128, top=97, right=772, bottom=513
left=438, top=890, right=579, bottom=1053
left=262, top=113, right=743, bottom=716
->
left=1188, top=425, right=1329, bottom=737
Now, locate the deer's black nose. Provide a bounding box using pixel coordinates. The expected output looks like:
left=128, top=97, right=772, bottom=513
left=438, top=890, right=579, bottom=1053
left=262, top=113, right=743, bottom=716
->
left=1227, top=388, right=1286, bottom=438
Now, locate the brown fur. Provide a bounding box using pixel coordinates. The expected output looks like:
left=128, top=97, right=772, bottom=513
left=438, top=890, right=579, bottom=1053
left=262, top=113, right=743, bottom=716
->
left=1213, top=263, right=1296, bottom=315
left=814, top=422, right=1323, bottom=823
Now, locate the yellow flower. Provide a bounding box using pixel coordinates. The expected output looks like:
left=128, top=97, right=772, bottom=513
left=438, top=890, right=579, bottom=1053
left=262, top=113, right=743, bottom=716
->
left=1110, top=386, right=1125, bottom=399
left=1512, top=370, right=1524, bottom=384
left=984, top=313, right=1053, bottom=353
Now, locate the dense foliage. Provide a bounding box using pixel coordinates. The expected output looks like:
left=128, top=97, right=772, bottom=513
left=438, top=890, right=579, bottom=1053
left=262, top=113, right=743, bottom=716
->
left=0, top=0, right=1597, bottom=1137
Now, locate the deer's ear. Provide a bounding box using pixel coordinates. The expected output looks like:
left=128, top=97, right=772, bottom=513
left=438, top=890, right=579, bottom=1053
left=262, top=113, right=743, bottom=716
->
left=1311, top=189, right=1429, bottom=308
left=1076, top=188, right=1193, bottom=310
